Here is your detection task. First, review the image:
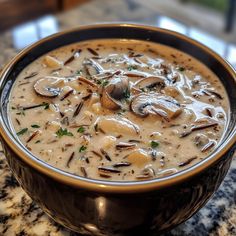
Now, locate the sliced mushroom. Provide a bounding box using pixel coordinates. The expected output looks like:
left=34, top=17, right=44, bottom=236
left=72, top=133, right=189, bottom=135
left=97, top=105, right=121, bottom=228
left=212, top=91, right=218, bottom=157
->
left=34, top=77, right=63, bottom=97
left=108, top=76, right=130, bottom=100
left=96, top=116, right=139, bottom=135
left=130, top=93, right=182, bottom=120
left=134, top=76, right=166, bottom=91
left=101, top=86, right=122, bottom=110
left=101, top=76, right=130, bottom=110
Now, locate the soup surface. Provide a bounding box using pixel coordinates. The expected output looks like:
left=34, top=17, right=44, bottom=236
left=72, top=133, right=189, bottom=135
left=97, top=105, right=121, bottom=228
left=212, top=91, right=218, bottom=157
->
left=9, top=39, right=228, bottom=181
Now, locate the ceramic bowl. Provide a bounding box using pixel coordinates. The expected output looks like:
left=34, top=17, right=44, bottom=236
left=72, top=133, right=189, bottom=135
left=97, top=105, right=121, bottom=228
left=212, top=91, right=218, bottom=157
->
left=0, top=24, right=235, bottom=235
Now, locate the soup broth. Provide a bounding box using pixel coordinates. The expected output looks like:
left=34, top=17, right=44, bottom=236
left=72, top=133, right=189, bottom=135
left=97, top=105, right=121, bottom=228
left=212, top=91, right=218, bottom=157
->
left=9, top=39, right=228, bottom=181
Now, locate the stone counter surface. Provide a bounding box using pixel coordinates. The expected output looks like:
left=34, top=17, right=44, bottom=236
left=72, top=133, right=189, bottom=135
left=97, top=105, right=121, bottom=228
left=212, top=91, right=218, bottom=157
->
left=0, top=0, right=235, bottom=235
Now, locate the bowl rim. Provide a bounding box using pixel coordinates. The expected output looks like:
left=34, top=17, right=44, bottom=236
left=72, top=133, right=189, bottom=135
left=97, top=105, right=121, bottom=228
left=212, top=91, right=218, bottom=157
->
left=0, top=23, right=235, bottom=193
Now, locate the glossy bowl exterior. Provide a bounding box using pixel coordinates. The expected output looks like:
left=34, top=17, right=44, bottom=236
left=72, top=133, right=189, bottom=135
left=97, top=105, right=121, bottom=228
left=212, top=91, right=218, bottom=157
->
left=0, top=24, right=235, bottom=236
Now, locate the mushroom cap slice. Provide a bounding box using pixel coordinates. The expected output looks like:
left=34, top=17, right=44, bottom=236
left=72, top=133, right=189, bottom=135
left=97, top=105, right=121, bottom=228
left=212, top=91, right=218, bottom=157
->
left=108, top=76, right=130, bottom=100
left=134, top=76, right=166, bottom=91
left=101, top=76, right=130, bottom=110
left=101, top=87, right=122, bottom=110
left=130, top=93, right=182, bottom=119
left=34, top=77, right=62, bottom=97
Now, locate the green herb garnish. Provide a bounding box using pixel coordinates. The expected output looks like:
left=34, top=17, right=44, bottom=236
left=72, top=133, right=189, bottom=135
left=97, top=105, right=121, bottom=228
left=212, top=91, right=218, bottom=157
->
left=35, top=140, right=41, bottom=144
left=42, top=102, right=50, bottom=110
left=127, top=65, right=138, bottom=71
left=17, top=128, right=28, bottom=136
left=178, top=67, right=185, bottom=72
left=77, top=126, right=85, bottom=133
left=76, top=69, right=82, bottom=75
left=31, top=124, right=40, bottom=128
left=79, top=145, right=87, bottom=153
left=124, top=89, right=130, bottom=99
left=101, top=80, right=109, bottom=87
left=16, top=110, right=25, bottom=116
left=117, top=109, right=126, bottom=116
left=97, top=79, right=109, bottom=87
left=150, top=141, right=159, bottom=149
left=56, top=128, right=73, bottom=137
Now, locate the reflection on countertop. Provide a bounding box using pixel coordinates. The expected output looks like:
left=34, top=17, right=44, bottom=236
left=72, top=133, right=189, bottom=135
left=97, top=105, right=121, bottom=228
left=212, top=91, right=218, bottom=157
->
left=0, top=0, right=235, bottom=235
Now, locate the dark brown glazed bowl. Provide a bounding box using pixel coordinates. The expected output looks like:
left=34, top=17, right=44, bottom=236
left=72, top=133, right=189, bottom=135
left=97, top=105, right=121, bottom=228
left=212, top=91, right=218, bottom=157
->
left=0, top=24, right=235, bottom=236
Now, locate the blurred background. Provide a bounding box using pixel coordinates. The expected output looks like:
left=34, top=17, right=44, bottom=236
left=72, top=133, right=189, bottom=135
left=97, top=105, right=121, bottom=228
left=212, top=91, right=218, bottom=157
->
left=0, top=0, right=235, bottom=68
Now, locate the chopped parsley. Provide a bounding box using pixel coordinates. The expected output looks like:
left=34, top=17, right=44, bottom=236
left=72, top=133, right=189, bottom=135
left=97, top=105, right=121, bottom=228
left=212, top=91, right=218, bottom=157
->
left=31, top=124, right=40, bottom=128
left=42, top=102, right=50, bottom=110
left=178, top=66, right=185, bottom=72
left=117, top=109, right=126, bottom=116
left=102, top=80, right=109, bottom=87
left=127, top=65, right=138, bottom=71
left=124, top=89, right=130, bottom=99
left=150, top=141, right=159, bottom=149
left=56, top=128, right=73, bottom=138
left=16, top=110, right=25, bottom=116
left=79, top=145, right=87, bottom=153
left=76, top=69, right=82, bottom=75
left=97, top=79, right=109, bottom=87
left=77, top=126, right=85, bottom=133
left=17, top=128, right=28, bottom=136
left=35, top=140, right=41, bottom=144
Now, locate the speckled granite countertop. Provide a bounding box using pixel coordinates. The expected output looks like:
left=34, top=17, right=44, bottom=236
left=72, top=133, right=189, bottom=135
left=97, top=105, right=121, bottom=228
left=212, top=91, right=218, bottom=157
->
left=0, top=1, right=235, bottom=235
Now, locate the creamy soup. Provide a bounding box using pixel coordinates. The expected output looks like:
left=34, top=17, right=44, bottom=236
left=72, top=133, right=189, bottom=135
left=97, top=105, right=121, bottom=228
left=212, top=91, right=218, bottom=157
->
left=9, top=39, right=228, bottom=181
